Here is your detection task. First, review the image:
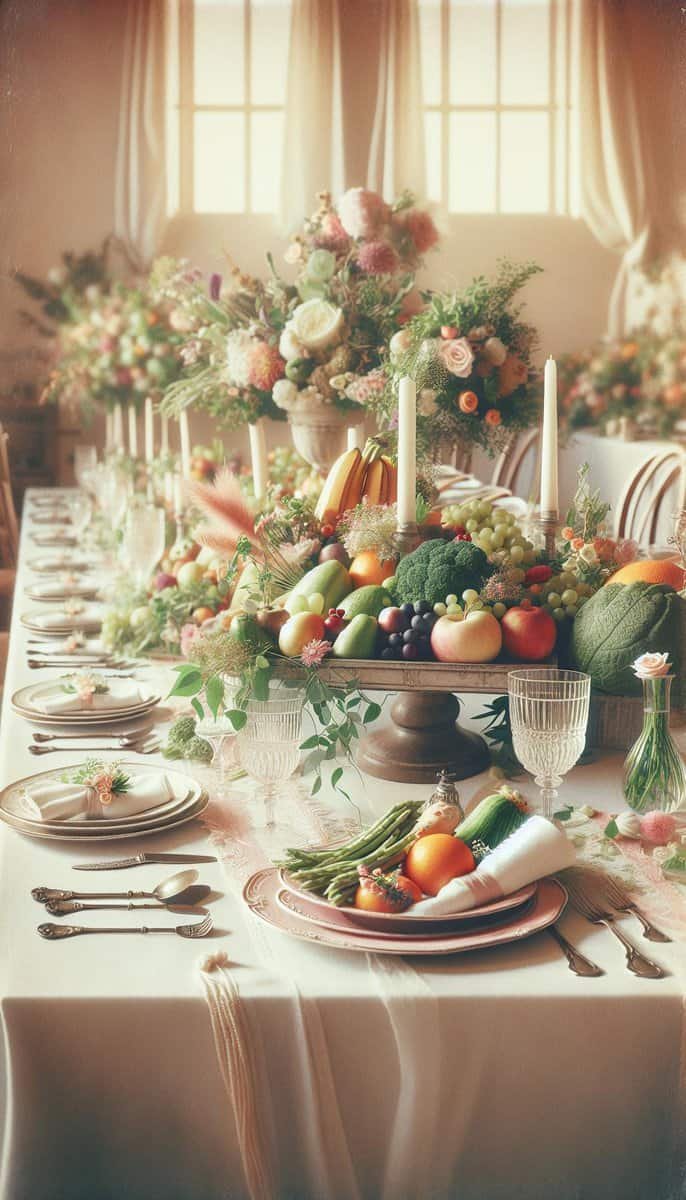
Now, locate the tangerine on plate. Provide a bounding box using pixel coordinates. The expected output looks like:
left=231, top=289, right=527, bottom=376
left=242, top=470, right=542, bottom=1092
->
left=607, top=559, right=685, bottom=589
left=349, top=550, right=397, bottom=589
left=404, top=834, right=475, bottom=896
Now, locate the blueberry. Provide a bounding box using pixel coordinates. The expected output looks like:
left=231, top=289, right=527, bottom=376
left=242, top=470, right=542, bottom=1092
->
left=414, top=600, right=432, bottom=615
left=381, top=646, right=397, bottom=660
left=422, top=612, right=436, bottom=626
left=388, top=632, right=403, bottom=648
left=410, top=614, right=424, bottom=630
left=403, top=629, right=419, bottom=644
left=402, top=643, right=419, bottom=660
left=401, top=603, right=415, bottom=619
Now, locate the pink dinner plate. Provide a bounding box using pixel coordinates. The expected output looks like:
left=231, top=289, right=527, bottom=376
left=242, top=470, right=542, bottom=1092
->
left=244, top=869, right=567, bottom=956
left=280, top=867, right=537, bottom=933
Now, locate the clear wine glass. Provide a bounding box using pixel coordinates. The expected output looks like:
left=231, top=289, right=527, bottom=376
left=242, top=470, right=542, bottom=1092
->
left=236, top=689, right=304, bottom=841
left=73, top=445, right=97, bottom=489
left=120, top=504, right=166, bottom=589
left=65, top=491, right=93, bottom=539
left=508, top=668, right=591, bottom=819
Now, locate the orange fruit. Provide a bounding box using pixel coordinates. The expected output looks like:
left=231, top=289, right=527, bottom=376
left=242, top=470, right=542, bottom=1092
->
left=607, top=559, right=685, bottom=589
left=192, top=606, right=215, bottom=625
left=404, top=834, right=475, bottom=896
left=354, top=873, right=422, bottom=913
left=349, top=550, right=397, bottom=589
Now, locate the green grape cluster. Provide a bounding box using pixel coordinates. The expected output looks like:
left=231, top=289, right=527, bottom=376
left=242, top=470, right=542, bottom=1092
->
left=442, top=499, right=537, bottom=568
left=534, top=571, right=594, bottom=622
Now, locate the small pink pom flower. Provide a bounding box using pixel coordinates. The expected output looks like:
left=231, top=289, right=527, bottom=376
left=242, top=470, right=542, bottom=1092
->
left=395, top=208, right=439, bottom=254
left=337, top=188, right=387, bottom=239
left=640, top=811, right=677, bottom=845
left=248, top=341, right=285, bottom=392
left=180, top=622, right=200, bottom=658
left=356, top=240, right=398, bottom=275
left=314, top=213, right=349, bottom=253
left=300, top=638, right=331, bottom=667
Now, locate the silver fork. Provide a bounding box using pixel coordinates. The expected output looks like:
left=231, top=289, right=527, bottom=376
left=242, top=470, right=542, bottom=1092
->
left=599, top=875, right=672, bottom=944
left=37, top=913, right=213, bottom=939
left=33, top=728, right=152, bottom=742
left=564, top=875, right=667, bottom=979
left=547, top=924, right=604, bottom=977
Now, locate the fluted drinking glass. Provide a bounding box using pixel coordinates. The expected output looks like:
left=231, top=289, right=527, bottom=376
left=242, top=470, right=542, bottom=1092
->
left=508, top=669, right=591, bottom=818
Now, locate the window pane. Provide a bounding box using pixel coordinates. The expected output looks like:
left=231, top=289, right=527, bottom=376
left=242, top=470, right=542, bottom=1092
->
left=424, top=111, right=442, bottom=203
left=450, top=0, right=496, bottom=105
left=194, top=112, right=245, bottom=212
left=500, top=111, right=549, bottom=212
left=251, top=0, right=291, bottom=104
left=250, top=112, right=283, bottom=212
left=501, top=0, right=550, bottom=105
left=419, top=0, right=442, bottom=106
left=449, top=112, right=496, bottom=212
left=194, top=0, right=244, bottom=105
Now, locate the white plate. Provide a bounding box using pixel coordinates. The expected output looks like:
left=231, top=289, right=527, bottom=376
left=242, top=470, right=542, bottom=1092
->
left=20, top=608, right=103, bottom=635
left=25, top=582, right=100, bottom=602
left=30, top=532, right=76, bottom=546
left=0, top=762, right=208, bottom=841
left=27, top=557, right=94, bottom=574
left=11, top=680, right=160, bottom=723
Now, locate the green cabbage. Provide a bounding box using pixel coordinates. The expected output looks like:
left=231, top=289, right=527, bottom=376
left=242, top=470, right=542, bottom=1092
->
left=569, top=582, right=683, bottom=696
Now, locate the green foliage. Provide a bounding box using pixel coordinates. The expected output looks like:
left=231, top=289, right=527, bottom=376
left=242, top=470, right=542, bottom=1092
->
left=394, top=538, right=493, bottom=606
left=163, top=715, right=213, bottom=763
left=564, top=463, right=612, bottom=542
left=570, top=582, right=682, bottom=695
left=474, top=695, right=522, bottom=775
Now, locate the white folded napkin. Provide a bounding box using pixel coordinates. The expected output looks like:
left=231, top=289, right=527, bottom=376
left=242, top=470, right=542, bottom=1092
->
left=29, top=579, right=97, bottom=599
left=36, top=679, right=145, bottom=715
left=29, top=608, right=100, bottom=631
left=411, top=816, right=576, bottom=915
left=23, top=772, right=174, bottom=822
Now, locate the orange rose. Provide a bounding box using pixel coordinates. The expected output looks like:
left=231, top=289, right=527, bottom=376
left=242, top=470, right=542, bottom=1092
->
left=458, top=390, right=479, bottom=414
left=561, top=526, right=575, bottom=540
left=485, top=408, right=501, bottom=426
left=497, top=354, right=528, bottom=397
left=571, top=537, right=585, bottom=551
left=620, top=342, right=638, bottom=359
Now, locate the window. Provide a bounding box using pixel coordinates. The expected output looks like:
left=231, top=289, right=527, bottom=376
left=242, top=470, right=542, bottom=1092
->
left=419, top=0, right=579, bottom=214
left=167, top=0, right=291, bottom=216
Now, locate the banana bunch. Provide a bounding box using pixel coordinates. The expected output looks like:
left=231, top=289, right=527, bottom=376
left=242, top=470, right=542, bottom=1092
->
left=315, top=441, right=397, bottom=526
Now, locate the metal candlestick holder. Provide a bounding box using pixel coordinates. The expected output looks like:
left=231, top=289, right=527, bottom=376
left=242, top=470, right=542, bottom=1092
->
left=536, top=509, right=559, bottom=559
left=394, top=520, right=421, bottom=558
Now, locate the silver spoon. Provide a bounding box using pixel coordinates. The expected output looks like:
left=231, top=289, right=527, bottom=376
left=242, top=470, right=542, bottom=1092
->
left=45, top=893, right=210, bottom=915
left=38, top=913, right=214, bottom=939
left=33, top=728, right=151, bottom=743
left=29, top=740, right=160, bottom=756
left=32, top=869, right=201, bottom=906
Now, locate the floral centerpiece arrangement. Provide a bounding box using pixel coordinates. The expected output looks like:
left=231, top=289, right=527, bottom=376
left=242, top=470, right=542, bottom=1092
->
left=14, top=242, right=112, bottom=337
left=380, top=260, right=542, bottom=459
left=559, top=331, right=686, bottom=438
left=41, top=280, right=186, bottom=420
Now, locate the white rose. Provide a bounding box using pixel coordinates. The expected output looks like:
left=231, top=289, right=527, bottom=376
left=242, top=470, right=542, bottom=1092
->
left=632, top=652, right=671, bottom=679
left=225, top=328, right=254, bottom=387
left=290, top=299, right=344, bottom=352
left=279, top=326, right=305, bottom=361
left=272, top=378, right=298, bottom=410
left=389, top=328, right=413, bottom=362
left=483, top=336, right=507, bottom=366
left=418, top=388, right=437, bottom=416
left=578, top=543, right=598, bottom=566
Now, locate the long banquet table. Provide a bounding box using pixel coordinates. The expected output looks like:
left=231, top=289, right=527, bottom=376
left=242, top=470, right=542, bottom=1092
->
left=0, top=492, right=685, bottom=1200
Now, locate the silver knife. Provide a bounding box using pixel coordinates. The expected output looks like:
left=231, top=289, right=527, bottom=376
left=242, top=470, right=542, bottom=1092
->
left=73, top=852, right=218, bottom=870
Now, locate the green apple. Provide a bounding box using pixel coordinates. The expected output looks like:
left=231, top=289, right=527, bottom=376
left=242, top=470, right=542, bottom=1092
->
left=176, top=560, right=205, bottom=588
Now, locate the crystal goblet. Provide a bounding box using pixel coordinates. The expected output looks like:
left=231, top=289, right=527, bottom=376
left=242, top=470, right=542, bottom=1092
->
left=508, top=668, right=591, bottom=819
left=236, top=689, right=304, bottom=842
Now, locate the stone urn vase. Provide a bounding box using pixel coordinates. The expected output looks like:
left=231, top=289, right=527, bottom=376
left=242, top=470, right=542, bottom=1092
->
left=273, top=387, right=365, bottom=474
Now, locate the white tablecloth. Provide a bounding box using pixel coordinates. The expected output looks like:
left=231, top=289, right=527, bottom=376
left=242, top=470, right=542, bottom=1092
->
left=0, top=492, right=685, bottom=1200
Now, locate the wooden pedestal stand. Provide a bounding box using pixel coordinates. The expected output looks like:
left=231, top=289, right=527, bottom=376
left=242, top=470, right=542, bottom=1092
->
left=276, top=657, right=545, bottom=785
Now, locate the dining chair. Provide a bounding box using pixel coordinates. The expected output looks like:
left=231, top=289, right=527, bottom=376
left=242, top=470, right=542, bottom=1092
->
left=491, top=428, right=540, bottom=499
left=613, top=448, right=686, bottom=546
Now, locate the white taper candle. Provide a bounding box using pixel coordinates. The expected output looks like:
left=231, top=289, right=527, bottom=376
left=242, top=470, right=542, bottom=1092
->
left=248, top=420, right=268, bottom=500
left=144, top=397, right=154, bottom=464
left=347, top=425, right=365, bottom=451
left=160, top=414, right=169, bottom=453
left=127, top=404, right=138, bottom=458
left=173, top=473, right=184, bottom=516
left=178, top=410, right=191, bottom=478
left=105, top=410, right=113, bottom=453
left=397, top=376, right=417, bottom=527
left=540, top=356, right=559, bottom=515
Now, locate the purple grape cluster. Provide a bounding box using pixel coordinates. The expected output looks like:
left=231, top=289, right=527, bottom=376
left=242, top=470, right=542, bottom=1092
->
left=376, top=601, right=438, bottom=662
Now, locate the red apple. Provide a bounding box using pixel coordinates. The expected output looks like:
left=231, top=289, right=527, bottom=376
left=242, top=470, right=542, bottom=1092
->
left=430, top=611, right=502, bottom=663
left=278, top=612, right=326, bottom=657
left=378, top=606, right=409, bottom=635
left=501, top=605, right=557, bottom=661
left=155, top=572, right=177, bottom=591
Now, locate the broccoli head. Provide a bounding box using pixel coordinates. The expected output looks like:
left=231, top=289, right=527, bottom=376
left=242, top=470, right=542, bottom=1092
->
left=166, top=715, right=196, bottom=746
left=394, top=538, right=493, bottom=606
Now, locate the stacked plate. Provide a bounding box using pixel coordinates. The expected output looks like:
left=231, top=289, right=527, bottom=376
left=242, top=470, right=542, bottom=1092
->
left=243, top=867, right=566, bottom=956
left=0, top=762, right=208, bottom=842
left=20, top=605, right=103, bottom=634
left=31, top=512, right=72, bottom=526
left=27, top=555, right=93, bottom=573
left=11, top=680, right=160, bottom=725
left=31, top=531, right=77, bottom=547
left=25, top=578, right=100, bottom=602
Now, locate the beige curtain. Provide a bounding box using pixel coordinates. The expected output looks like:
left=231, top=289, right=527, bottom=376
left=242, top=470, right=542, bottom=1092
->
left=366, top=0, right=425, bottom=201
left=279, top=0, right=345, bottom=230
left=280, top=0, right=426, bottom=228
left=114, top=0, right=168, bottom=268
left=578, top=0, right=684, bottom=336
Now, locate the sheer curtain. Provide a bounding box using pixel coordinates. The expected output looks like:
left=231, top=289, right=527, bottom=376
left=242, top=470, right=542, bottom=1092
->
left=578, top=0, right=684, bottom=335
left=114, top=0, right=168, bottom=268
left=280, top=0, right=426, bottom=228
